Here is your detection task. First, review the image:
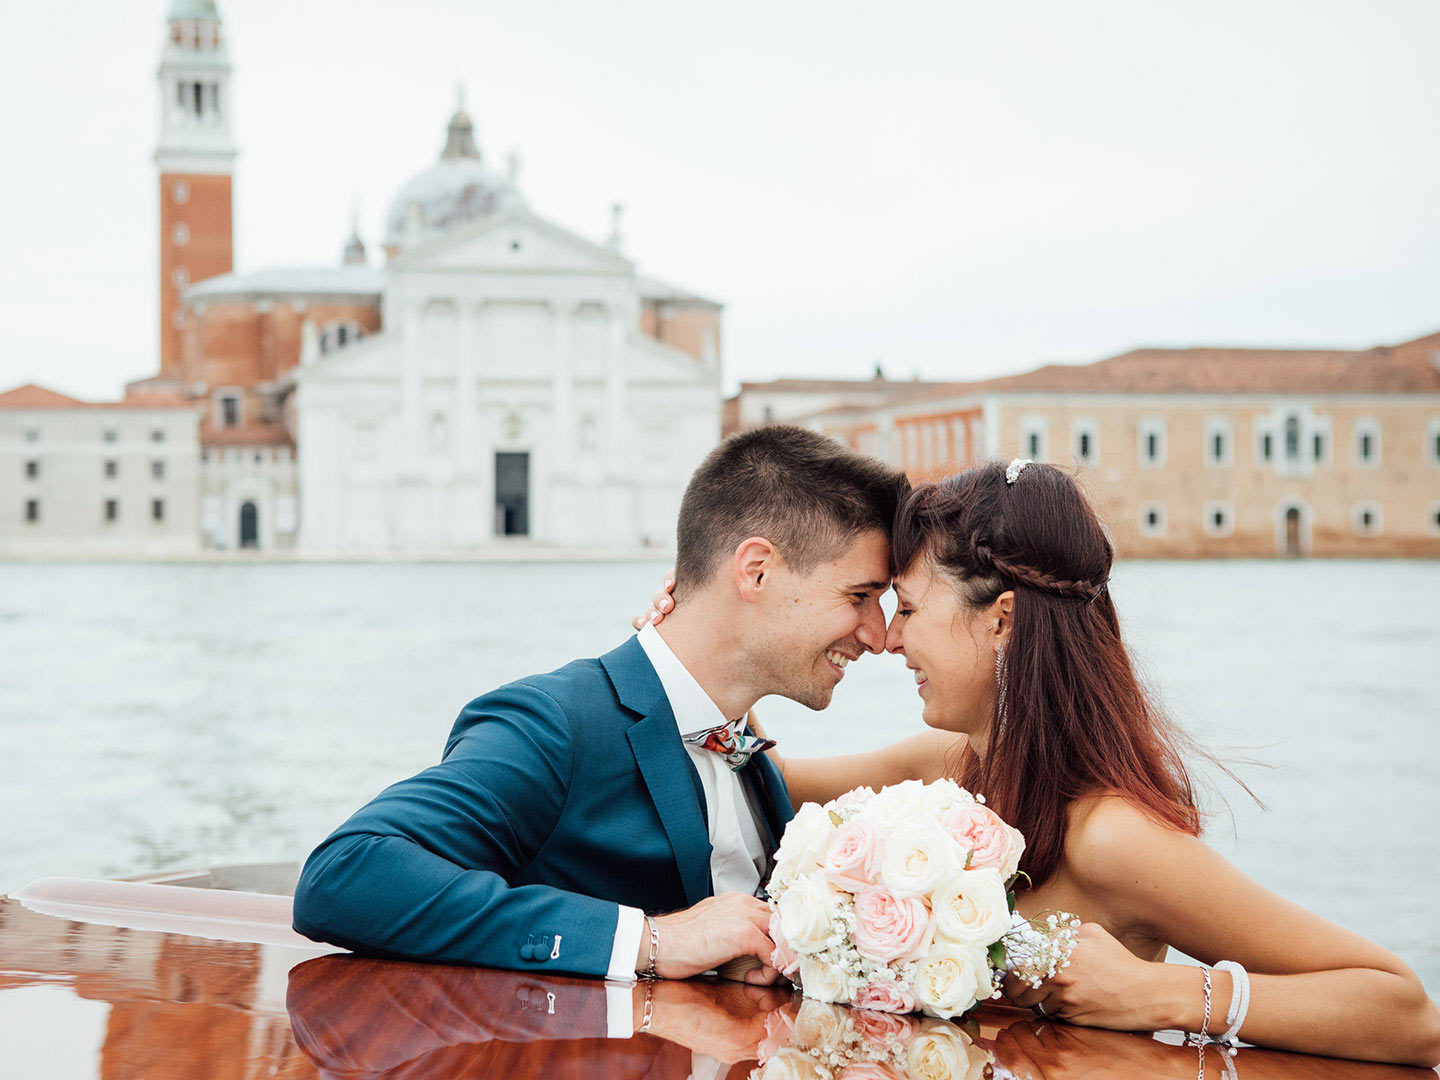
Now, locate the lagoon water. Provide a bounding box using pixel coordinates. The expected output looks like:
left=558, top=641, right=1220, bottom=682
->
left=1, top=559, right=1437, bottom=991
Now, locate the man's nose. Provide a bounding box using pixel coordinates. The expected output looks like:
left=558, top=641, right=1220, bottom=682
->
left=852, top=599, right=888, bottom=654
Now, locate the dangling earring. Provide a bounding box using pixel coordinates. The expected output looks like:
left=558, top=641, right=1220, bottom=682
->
left=994, top=643, right=1009, bottom=737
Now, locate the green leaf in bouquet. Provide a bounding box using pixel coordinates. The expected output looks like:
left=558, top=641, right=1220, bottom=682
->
left=988, top=941, right=1007, bottom=970
left=964, top=849, right=973, bottom=870
left=828, top=810, right=843, bottom=827
left=1007, top=890, right=1016, bottom=911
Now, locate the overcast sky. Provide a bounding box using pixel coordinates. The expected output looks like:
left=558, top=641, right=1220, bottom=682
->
left=1, top=0, right=1437, bottom=400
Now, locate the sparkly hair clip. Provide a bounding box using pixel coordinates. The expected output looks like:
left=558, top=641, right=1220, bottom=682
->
left=1005, top=459, right=1033, bottom=485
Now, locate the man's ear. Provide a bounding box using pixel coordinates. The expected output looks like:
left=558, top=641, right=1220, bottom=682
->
left=990, top=591, right=1015, bottom=648
left=732, top=536, right=777, bottom=603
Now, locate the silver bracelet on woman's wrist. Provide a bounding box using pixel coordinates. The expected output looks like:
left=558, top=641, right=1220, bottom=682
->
left=1213, top=960, right=1251, bottom=1049
left=1187, top=966, right=1214, bottom=1046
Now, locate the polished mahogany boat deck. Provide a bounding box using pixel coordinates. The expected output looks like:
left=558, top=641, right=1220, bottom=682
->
left=0, top=883, right=1431, bottom=1080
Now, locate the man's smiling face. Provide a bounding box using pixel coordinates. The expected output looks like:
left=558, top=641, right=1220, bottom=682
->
left=754, top=528, right=892, bottom=710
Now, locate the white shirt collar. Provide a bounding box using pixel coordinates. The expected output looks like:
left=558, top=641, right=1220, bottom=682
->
left=636, top=623, right=730, bottom=738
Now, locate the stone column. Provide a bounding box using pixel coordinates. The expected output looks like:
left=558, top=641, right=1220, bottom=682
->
left=603, top=301, right=628, bottom=474
left=455, top=297, right=476, bottom=474
left=400, top=295, right=424, bottom=476
left=551, top=300, right=575, bottom=470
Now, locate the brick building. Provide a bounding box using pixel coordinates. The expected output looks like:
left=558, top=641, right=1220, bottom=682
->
left=793, top=333, right=1440, bottom=557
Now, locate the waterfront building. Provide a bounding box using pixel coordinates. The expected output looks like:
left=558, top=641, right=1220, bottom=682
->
left=721, top=367, right=958, bottom=437
left=0, top=0, right=721, bottom=557
left=794, top=333, right=1440, bottom=557
left=0, top=385, right=201, bottom=556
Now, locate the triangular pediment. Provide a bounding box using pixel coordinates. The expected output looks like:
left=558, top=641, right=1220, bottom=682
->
left=395, top=208, right=634, bottom=276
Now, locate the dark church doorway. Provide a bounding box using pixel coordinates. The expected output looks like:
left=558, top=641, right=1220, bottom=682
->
left=495, top=452, right=529, bottom=536
left=239, top=501, right=259, bottom=549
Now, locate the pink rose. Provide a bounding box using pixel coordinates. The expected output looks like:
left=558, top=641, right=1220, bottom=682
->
left=939, top=802, right=1024, bottom=880
left=826, top=785, right=876, bottom=813
left=822, top=821, right=883, bottom=893
left=836, top=1065, right=901, bottom=1080
left=769, top=910, right=801, bottom=977
left=758, top=1006, right=797, bottom=1064
left=853, top=981, right=919, bottom=1016
left=853, top=887, right=933, bottom=963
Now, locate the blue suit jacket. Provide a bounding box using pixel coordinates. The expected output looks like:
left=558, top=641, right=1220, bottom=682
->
left=292, top=635, right=795, bottom=978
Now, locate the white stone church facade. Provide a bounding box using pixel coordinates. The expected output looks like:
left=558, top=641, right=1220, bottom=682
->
left=295, top=193, right=721, bottom=554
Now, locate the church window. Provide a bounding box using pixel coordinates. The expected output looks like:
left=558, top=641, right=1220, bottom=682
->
left=151, top=428, right=166, bottom=442
left=152, top=499, right=166, bottom=522
left=152, top=460, right=165, bottom=480
left=103, top=428, right=117, bottom=442
left=104, top=499, right=118, bottom=523
left=24, top=460, right=38, bottom=479
left=104, top=460, right=117, bottom=479
left=510, top=239, right=522, bottom=251
left=25, top=499, right=39, bottom=523
left=172, top=180, right=190, bottom=205
left=24, top=427, right=39, bottom=443
left=172, top=222, right=190, bottom=245
left=192, top=81, right=204, bottom=118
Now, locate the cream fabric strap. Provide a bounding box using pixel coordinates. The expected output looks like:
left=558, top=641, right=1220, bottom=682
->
left=1214, top=960, right=1251, bottom=1044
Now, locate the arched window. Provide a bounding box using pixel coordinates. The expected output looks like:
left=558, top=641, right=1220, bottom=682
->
left=1284, top=415, right=1301, bottom=460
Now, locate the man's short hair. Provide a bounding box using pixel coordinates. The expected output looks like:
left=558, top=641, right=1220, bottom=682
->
left=675, top=425, right=909, bottom=590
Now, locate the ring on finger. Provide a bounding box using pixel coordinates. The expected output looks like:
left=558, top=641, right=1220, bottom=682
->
left=1033, top=1000, right=1050, bottom=1017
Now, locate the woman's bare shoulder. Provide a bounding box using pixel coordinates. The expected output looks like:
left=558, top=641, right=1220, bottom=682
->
left=1063, top=793, right=1201, bottom=890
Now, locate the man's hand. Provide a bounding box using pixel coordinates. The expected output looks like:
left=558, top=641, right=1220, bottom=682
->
left=638, top=892, right=781, bottom=985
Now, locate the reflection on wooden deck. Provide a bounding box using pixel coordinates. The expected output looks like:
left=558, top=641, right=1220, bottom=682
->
left=0, top=894, right=1430, bottom=1080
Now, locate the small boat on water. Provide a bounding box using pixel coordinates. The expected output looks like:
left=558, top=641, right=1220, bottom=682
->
left=0, top=864, right=1430, bottom=1079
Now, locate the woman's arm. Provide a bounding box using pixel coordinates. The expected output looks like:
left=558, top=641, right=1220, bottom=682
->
left=772, top=729, right=971, bottom=811
left=1019, top=797, right=1440, bottom=1067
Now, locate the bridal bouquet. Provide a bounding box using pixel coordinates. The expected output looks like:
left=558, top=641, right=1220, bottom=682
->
left=766, top=779, right=1078, bottom=1019
left=754, top=998, right=991, bottom=1080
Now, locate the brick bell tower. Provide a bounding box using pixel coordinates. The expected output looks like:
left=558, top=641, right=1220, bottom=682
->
left=154, top=0, right=236, bottom=378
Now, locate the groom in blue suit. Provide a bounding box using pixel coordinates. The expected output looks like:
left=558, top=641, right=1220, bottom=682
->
left=293, top=426, right=907, bottom=982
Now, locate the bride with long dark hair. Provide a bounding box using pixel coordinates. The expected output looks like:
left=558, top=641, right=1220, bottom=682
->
left=641, top=459, right=1440, bottom=1066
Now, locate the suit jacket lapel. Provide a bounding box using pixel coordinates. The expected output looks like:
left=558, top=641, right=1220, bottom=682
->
left=603, top=638, right=713, bottom=908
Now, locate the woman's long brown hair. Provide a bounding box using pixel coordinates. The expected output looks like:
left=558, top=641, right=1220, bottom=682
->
left=891, top=461, right=1202, bottom=888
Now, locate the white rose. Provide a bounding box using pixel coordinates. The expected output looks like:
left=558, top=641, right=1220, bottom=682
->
left=857, top=779, right=931, bottom=828
left=758, top=1047, right=823, bottom=1080
left=774, top=802, right=834, bottom=876
left=878, top=823, right=960, bottom=898
left=793, top=999, right=850, bottom=1046
left=924, top=778, right=967, bottom=815
left=797, top=955, right=851, bottom=1004
left=776, top=872, right=845, bottom=954
left=913, top=942, right=989, bottom=1019
left=908, top=1021, right=990, bottom=1080
left=930, top=867, right=1010, bottom=947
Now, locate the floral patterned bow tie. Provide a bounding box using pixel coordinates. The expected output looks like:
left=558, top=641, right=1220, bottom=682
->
left=682, top=718, right=776, bottom=771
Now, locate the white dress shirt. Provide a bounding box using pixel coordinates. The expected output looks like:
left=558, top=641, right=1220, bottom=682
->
left=603, top=623, right=768, bottom=983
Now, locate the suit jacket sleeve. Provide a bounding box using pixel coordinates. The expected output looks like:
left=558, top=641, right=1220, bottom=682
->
left=292, top=682, right=621, bottom=977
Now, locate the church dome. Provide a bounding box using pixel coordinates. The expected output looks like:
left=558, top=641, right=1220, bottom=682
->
left=384, top=96, right=522, bottom=253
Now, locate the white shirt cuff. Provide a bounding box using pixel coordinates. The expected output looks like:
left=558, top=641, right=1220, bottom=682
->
left=607, top=904, right=645, bottom=983
left=605, top=982, right=635, bottom=1038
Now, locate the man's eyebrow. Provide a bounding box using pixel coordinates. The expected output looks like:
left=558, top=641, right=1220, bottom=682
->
left=846, top=580, right=891, bottom=593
